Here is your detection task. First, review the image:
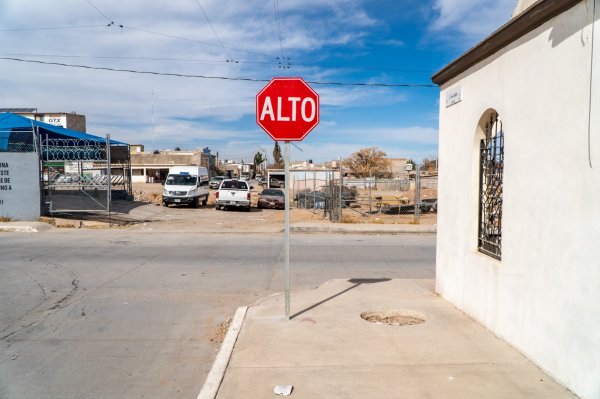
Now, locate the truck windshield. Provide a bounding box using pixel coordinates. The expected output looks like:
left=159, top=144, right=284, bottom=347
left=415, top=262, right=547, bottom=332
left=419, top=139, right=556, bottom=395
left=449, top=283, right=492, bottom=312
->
left=166, top=174, right=197, bottom=186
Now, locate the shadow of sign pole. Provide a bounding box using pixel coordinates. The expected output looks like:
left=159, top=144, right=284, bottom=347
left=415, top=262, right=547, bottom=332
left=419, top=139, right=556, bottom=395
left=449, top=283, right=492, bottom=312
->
left=290, top=278, right=391, bottom=320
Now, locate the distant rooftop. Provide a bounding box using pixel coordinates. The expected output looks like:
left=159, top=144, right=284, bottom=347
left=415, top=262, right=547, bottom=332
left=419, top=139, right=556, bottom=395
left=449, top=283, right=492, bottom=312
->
left=0, top=108, right=38, bottom=113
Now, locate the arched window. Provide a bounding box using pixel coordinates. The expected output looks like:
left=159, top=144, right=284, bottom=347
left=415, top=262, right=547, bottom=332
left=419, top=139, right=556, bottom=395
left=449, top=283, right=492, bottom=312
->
left=478, top=113, right=503, bottom=260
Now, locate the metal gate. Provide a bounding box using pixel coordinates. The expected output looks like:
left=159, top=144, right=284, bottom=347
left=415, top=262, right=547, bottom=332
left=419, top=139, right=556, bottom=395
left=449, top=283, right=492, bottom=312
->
left=292, top=169, right=344, bottom=222
left=41, top=136, right=112, bottom=213
left=478, top=114, right=504, bottom=260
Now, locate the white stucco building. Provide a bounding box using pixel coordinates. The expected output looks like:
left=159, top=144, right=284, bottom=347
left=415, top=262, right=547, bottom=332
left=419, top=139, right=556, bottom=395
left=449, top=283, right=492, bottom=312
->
left=432, top=1, right=599, bottom=398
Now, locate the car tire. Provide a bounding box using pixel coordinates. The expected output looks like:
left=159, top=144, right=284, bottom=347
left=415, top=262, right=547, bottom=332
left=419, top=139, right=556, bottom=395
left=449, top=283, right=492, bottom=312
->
left=162, top=202, right=168, bottom=207
left=202, top=196, right=208, bottom=206
left=245, top=206, right=251, bottom=212
left=215, top=204, right=221, bottom=210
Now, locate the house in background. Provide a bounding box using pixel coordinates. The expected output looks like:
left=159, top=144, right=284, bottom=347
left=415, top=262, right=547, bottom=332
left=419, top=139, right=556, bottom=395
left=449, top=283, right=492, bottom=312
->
left=0, top=108, right=87, bottom=132
left=432, top=1, right=599, bottom=398
left=130, top=147, right=217, bottom=183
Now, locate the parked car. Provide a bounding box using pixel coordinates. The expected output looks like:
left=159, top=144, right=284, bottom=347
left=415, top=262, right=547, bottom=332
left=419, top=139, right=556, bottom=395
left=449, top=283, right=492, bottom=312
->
left=209, top=176, right=225, bottom=189
left=257, top=188, right=285, bottom=209
left=215, top=179, right=253, bottom=211
left=269, top=178, right=283, bottom=188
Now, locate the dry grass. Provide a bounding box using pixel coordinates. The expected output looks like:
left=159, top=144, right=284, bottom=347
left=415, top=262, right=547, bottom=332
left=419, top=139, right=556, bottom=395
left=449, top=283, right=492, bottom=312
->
left=209, top=318, right=232, bottom=346
left=341, top=214, right=360, bottom=224
left=0, top=217, right=11, bottom=222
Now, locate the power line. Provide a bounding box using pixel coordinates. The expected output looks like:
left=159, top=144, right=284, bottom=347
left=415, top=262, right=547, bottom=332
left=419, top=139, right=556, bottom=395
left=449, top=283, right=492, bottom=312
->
left=79, top=0, right=272, bottom=60
left=0, top=25, right=106, bottom=32
left=1, top=52, right=234, bottom=64
left=123, top=26, right=272, bottom=59
left=84, top=0, right=113, bottom=24
left=0, top=52, right=434, bottom=74
left=0, top=57, right=437, bottom=87
left=193, top=0, right=234, bottom=62
left=272, top=0, right=289, bottom=69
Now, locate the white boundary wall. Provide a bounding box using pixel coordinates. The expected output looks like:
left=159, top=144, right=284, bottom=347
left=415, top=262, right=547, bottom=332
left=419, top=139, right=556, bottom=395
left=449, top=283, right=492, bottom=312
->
left=436, top=2, right=599, bottom=398
left=0, top=152, right=40, bottom=220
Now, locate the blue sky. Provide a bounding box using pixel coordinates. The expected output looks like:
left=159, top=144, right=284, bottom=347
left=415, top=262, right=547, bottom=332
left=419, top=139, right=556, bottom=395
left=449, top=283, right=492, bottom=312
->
left=0, top=0, right=515, bottom=163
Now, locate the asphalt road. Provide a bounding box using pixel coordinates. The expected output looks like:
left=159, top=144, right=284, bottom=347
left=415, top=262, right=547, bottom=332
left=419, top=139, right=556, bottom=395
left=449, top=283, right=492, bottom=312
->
left=0, top=230, right=435, bottom=399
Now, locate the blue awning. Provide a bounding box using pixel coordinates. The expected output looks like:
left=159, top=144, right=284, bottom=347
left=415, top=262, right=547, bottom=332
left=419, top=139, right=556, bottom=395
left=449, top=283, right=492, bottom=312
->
left=0, top=113, right=127, bottom=150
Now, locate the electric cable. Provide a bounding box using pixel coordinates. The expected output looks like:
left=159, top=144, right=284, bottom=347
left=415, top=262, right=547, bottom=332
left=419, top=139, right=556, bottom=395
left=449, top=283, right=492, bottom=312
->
left=587, top=0, right=596, bottom=168
left=0, top=56, right=437, bottom=87
left=123, top=26, right=272, bottom=59
left=0, top=52, right=434, bottom=73
left=0, top=25, right=106, bottom=32
left=79, top=0, right=271, bottom=59
left=193, top=0, right=234, bottom=62
left=272, top=0, right=289, bottom=69
left=84, top=0, right=113, bottom=24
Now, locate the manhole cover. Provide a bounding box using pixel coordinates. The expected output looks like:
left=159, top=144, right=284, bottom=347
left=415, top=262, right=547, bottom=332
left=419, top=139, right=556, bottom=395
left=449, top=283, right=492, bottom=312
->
left=360, top=310, right=427, bottom=326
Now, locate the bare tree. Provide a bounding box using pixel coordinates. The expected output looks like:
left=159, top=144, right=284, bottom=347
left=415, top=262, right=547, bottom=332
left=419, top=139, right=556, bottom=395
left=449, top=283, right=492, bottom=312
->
left=344, top=147, right=391, bottom=178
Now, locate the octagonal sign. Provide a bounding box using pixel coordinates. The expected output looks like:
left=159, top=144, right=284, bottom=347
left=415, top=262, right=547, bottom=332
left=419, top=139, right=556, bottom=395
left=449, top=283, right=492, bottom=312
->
left=256, top=77, right=320, bottom=141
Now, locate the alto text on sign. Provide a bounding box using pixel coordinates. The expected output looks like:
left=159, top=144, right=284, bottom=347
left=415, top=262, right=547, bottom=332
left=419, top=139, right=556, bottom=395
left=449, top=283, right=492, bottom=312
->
left=259, top=96, right=317, bottom=123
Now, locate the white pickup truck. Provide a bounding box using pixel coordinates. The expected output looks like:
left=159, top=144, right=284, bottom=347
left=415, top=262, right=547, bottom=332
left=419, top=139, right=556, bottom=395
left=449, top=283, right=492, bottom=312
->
left=215, top=179, right=253, bottom=211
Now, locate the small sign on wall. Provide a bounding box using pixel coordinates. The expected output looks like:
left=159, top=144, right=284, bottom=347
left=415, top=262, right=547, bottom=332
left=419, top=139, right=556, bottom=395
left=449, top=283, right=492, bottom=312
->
left=445, top=86, right=461, bottom=108
left=42, top=114, right=66, bottom=128
left=0, top=153, right=40, bottom=220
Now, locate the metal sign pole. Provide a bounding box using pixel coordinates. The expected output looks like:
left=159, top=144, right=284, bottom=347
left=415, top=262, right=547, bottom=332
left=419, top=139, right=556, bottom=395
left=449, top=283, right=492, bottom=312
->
left=284, top=141, right=291, bottom=319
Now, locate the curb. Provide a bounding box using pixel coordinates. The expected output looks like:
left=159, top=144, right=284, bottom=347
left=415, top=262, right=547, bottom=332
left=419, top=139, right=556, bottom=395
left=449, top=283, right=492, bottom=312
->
left=197, top=306, right=248, bottom=399
left=291, top=226, right=437, bottom=234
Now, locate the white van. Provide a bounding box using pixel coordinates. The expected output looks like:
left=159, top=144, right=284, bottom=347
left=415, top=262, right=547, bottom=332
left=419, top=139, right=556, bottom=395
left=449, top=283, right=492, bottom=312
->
left=162, top=166, right=209, bottom=208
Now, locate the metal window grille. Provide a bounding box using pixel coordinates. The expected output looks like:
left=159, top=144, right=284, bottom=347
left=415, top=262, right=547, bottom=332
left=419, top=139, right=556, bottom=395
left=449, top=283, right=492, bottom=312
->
left=478, top=114, right=503, bottom=260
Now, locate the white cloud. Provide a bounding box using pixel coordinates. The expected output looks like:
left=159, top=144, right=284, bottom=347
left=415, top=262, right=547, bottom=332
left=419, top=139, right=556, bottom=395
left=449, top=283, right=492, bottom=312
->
left=429, top=0, right=515, bottom=46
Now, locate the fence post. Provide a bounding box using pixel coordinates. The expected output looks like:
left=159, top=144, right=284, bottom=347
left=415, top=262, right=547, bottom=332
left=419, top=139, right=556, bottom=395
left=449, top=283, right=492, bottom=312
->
left=338, top=160, right=343, bottom=223
left=414, top=164, right=420, bottom=224
left=312, top=171, right=316, bottom=214
left=368, top=175, right=372, bottom=214
left=106, top=134, right=112, bottom=216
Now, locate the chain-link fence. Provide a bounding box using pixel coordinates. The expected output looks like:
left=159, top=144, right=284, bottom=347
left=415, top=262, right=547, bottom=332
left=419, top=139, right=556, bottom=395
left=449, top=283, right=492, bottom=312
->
left=41, top=135, right=131, bottom=214
left=2, top=124, right=131, bottom=217
left=0, top=129, right=37, bottom=153
left=292, top=171, right=438, bottom=223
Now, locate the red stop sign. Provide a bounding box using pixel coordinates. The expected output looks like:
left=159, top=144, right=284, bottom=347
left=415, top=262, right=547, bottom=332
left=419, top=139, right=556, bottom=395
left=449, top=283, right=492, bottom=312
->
left=256, top=77, right=320, bottom=141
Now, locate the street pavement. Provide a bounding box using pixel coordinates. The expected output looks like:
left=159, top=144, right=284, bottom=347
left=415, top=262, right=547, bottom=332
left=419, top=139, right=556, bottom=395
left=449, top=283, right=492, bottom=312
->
left=211, top=279, right=577, bottom=399
left=0, top=226, right=434, bottom=399
left=0, top=215, right=575, bottom=399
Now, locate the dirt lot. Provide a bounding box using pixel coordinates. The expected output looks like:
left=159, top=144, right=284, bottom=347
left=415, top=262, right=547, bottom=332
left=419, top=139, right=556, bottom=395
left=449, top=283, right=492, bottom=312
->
left=131, top=182, right=436, bottom=226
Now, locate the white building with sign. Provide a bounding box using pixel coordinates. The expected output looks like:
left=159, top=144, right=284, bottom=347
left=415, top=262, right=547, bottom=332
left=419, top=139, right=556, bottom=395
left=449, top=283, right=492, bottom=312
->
left=432, top=1, right=599, bottom=398
left=0, top=108, right=86, bottom=132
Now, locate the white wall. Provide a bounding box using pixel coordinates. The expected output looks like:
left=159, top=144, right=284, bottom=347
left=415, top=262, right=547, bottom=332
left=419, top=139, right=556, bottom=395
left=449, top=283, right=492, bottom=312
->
left=436, top=2, right=600, bottom=399
left=0, top=153, right=41, bottom=220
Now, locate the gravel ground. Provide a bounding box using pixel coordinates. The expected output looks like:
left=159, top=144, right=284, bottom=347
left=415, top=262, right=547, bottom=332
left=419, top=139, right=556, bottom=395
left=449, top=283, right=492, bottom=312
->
left=127, top=182, right=437, bottom=226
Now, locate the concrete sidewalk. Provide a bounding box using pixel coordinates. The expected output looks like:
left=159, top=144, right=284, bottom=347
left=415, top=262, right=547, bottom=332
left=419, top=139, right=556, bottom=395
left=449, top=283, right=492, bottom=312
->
left=211, top=279, right=575, bottom=399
